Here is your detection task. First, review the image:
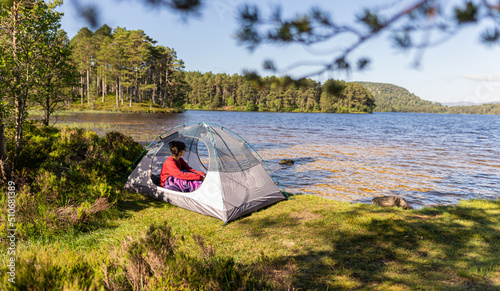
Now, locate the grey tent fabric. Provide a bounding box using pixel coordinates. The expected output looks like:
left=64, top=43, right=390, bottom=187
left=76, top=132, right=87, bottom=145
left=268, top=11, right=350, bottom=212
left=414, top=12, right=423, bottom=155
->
left=124, top=122, right=286, bottom=223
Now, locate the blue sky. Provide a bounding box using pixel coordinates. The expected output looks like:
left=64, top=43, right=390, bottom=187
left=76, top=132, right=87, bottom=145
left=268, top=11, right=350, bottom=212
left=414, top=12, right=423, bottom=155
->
left=57, top=0, right=500, bottom=104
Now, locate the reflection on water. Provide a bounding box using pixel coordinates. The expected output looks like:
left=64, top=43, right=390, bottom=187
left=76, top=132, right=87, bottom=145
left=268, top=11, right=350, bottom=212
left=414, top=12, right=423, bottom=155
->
left=47, top=111, right=500, bottom=209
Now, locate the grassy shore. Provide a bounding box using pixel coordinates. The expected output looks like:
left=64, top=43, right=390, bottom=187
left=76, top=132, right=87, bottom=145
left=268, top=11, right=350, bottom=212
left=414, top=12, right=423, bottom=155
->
left=34, top=93, right=368, bottom=114
left=2, top=192, right=499, bottom=290
left=184, top=104, right=372, bottom=114
left=51, top=94, right=183, bottom=114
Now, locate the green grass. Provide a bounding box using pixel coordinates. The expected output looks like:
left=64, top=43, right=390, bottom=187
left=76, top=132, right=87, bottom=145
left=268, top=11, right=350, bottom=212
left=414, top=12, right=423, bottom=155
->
left=51, top=122, right=120, bottom=132
left=2, top=192, right=499, bottom=290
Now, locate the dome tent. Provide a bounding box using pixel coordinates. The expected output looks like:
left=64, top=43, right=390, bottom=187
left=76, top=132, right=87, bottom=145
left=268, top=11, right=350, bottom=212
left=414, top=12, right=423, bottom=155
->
left=124, top=122, right=287, bottom=223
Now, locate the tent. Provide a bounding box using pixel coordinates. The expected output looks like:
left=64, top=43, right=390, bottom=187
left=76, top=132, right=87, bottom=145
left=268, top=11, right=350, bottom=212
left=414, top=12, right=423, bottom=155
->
left=124, top=122, right=287, bottom=223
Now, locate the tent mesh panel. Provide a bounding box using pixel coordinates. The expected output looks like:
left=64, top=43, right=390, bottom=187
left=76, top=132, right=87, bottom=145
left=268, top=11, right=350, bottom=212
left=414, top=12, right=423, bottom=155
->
left=150, top=123, right=261, bottom=173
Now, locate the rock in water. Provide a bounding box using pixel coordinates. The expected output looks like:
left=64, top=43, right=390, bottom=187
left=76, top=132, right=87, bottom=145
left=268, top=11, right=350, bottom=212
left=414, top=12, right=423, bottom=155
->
left=279, top=159, right=295, bottom=165
left=372, top=196, right=413, bottom=210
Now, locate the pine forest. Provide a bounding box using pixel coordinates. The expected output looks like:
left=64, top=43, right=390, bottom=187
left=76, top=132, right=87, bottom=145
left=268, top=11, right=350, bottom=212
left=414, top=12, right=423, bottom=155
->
left=60, top=25, right=500, bottom=116
left=66, top=24, right=377, bottom=114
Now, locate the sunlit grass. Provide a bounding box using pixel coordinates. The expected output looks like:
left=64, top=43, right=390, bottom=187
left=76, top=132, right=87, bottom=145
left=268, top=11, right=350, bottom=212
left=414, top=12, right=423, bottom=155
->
left=2, top=192, right=499, bottom=289
left=66, top=93, right=183, bottom=113
left=52, top=122, right=119, bottom=131
left=30, top=93, right=183, bottom=116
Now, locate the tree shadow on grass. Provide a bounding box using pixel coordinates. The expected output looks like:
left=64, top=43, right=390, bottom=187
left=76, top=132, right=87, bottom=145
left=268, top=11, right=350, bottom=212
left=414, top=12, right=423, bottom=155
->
left=116, top=190, right=167, bottom=215
left=55, top=192, right=176, bottom=249
left=237, top=212, right=302, bottom=238
left=241, top=200, right=500, bottom=290
left=79, top=191, right=171, bottom=235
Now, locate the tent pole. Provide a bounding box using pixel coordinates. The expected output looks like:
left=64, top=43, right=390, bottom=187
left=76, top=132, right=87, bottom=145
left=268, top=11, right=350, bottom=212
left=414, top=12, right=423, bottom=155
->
left=158, top=122, right=201, bottom=139
left=206, top=123, right=229, bottom=223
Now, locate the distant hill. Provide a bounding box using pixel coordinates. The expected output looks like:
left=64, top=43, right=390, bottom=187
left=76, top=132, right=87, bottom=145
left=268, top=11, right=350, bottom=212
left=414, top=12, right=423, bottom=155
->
left=442, top=100, right=500, bottom=107
left=358, top=82, right=500, bottom=114
left=445, top=102, right=500, bottom=114
left=442, top=101, right=480, bottom=107
left=358, top=82, right=446, bottom=113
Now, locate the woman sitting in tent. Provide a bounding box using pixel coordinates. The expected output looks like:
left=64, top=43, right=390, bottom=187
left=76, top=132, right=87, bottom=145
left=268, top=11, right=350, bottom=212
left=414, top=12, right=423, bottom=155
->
left=160, top=141, right=205, bottom=192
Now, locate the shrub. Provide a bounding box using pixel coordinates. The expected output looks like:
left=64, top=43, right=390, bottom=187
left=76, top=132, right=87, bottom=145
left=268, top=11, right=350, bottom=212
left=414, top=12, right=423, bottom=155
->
left=106, top=221, right=244, bottom=290
left=243, top=101, right=258, bottom=112
left=0, top=218, right=297, bottom=290
left=102, top=221, right=297, bottom=290
left=0, top=252, right=103, bottom=290
left=0, top=122, right=143, bottom=239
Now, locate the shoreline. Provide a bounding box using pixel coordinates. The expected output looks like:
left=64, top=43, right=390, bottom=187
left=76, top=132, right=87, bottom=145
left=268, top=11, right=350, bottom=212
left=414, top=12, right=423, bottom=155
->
left=43, top=107, right=499, bottom=115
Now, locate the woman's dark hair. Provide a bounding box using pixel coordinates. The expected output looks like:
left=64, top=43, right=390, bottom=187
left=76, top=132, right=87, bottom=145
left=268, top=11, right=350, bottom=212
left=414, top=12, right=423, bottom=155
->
left=169, top=141, right=186, bottom=157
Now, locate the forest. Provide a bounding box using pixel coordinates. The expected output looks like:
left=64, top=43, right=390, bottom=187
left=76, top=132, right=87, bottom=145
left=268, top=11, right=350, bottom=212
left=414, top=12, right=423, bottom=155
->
left=359, top=82, right=447, bottom=113
left=0, top=0, right=375, bottom=184
left=20, top=21, right=374, bottom=115
left=184, top=72, right=375, bottom=113
left=68, top=24, right=189, bottom=112
left=61, top=25, right=500, bottom=116
left=69, top=25, right=376, bottom=114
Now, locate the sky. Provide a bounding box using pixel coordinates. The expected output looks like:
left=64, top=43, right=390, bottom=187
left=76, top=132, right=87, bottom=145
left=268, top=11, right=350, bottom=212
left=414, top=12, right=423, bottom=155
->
left=56, top=0, right=500, bottom=104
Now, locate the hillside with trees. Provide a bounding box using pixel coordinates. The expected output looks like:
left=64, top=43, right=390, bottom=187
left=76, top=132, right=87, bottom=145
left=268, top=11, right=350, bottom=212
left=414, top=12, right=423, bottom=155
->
left=359, top=82, right=447, bottom=113
left=445, top=103, right=500, bottom=115
left=360, top=82, right=500, bottom=114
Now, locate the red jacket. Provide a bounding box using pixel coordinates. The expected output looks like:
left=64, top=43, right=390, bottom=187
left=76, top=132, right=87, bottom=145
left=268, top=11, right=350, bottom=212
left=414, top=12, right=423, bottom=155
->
left=160, top=156, right=204, bottom=186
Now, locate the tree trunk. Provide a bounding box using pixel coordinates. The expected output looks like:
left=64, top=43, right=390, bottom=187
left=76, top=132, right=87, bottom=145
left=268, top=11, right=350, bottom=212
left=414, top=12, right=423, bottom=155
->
left=0, top=15, right=10, bottom=180
left=165, top=68, right=169, bottom=107
left=115, top=78, right=119, bottom=108
left=44, top=88, right=50, bottom=126
left=140, top=79, right=144, bottom=103
left=119, top=77, right=123, bottom=106
left=159, top=71, right=163, bottom=106
left=97, top=74, right=100, bottom=96
left=14, top=94, right=25, bottom=152
left=86, top=68, right=90, bottom=105
left=128, top=87, right=132, bottom=107
left=135, top=83, right=138, bottom=103
left=12, top=3, right=25, bottom=153
left=0, top=86, right=10, bottom=181
left=0, top=4, right=16, bottom=178
left=102, top=76, right=105, bottom=102
left=80, top=74, right=84, bottom=104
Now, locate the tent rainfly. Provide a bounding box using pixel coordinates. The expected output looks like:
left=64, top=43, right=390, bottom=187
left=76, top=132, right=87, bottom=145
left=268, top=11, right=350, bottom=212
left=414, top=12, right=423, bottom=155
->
left=124, top=122, right=287, bottom=223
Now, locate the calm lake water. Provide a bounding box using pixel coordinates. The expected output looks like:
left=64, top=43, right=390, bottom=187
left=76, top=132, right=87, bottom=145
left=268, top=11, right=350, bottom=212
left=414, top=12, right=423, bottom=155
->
left=49, top=111, right=500, bottom=209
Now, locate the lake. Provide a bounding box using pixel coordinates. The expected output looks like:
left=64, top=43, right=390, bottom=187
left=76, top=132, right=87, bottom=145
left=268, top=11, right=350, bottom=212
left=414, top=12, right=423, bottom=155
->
left=48, top=111, right=500, bottom=209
